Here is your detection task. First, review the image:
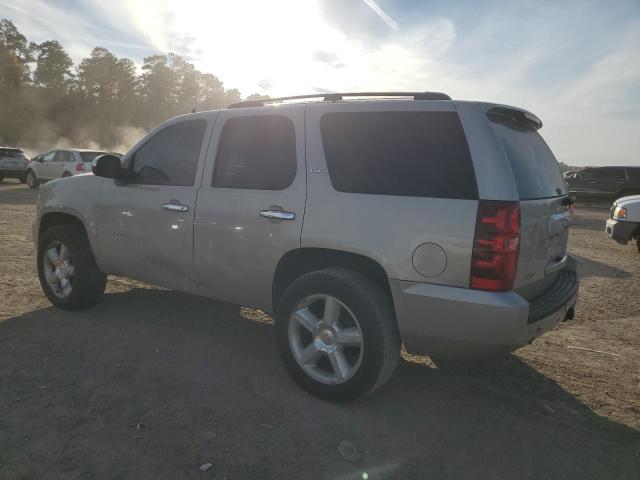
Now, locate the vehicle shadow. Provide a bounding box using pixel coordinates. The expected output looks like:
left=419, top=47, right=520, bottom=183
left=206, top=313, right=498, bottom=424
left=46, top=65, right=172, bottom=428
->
left=573, top=254, right=632, bottom=279
left=0, top=288, right=638, bottom=479
left=0, top=184, right=38, bottom=205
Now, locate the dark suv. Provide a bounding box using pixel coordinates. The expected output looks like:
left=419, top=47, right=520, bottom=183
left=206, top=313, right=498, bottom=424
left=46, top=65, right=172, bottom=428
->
left=566, top=166, right=640, bottom=200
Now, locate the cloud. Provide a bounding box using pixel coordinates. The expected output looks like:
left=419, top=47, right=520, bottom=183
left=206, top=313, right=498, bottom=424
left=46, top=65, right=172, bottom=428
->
left=313, top=50, right=345, bottom=68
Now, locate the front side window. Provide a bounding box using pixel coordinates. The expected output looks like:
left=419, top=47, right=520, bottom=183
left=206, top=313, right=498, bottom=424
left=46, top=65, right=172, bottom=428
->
left=320, top=111, right=478, bottom=199
left=212, top=115, right=297, bottom=190
left=42, top=152, right=56, bottom=162
left=129, top=120, right=207, bottom=186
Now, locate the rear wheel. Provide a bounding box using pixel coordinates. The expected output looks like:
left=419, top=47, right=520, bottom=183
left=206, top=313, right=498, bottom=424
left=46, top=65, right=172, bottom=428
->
left=19, top=176, right=26, bottom=184
left=275, top=268, right=400, bottom=402
left=62, top=171, right=72, bottom=178
left=37, top=225, right=107, bottom=310
left=26, top=170, right=38, bottom=189
left=0, top=175, right=4, bottom=182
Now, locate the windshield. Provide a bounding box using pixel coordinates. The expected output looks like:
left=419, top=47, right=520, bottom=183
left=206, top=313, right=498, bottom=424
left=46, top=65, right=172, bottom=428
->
left=79, top=151, right=107, bottom=163
left=489, top=114, right=567, bottom=199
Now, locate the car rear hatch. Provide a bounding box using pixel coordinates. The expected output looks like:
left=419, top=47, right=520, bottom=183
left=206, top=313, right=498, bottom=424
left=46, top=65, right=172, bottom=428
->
left=487, top=108, right=573, bottom=301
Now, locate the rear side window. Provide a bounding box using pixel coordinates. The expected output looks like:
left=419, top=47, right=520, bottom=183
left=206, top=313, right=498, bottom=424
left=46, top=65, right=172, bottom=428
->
left=212, top=115, right=296, bottom=190
left=489, top=114, right=566, bottom=199
left=80, top=151, right=106, bottom=163
left=129, top=119, right=207, bottom=186
left=319, top=111, right=477, bottom=199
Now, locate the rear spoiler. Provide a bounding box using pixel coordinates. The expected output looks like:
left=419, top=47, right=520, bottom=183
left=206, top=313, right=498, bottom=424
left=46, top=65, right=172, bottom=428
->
left=487, top=106, right=543, bottom=130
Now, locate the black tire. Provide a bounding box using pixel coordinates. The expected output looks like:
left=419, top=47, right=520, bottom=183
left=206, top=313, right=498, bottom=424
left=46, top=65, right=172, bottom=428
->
left=37, top=224, right=107, bottom=310
left=19, top=176, right=27, bottom=184
left=275, top=268, right=400, bottom=402
left=0, top=175, right=4, bottom=182
left=62, top=172, right=72, bottom=178
left=26, top=170, right=39, bottom=189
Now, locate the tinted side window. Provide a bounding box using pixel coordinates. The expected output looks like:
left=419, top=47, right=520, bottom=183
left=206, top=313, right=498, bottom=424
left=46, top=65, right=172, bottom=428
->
left=626, top=168, right=640, bottom=180
left=212, top=115, right=296, bottom=190
left=320, top=111, right=477, bottom=199
left=42, top=152, right=56, bottom=162
left=53, top=151, right=66, bottom=162
left=129, top=120, right=206, bottom=186
left=596, top=167, right=626, bottom=179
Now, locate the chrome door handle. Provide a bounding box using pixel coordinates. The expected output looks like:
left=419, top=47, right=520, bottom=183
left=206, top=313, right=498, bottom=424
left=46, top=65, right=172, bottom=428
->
left=259, top=209, right=295, bottom=220
left=162, top=201, right=189, bottom=212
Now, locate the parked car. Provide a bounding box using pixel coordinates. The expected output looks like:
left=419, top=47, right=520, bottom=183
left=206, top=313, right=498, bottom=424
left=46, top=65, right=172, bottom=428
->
left=0, top=147, right=29, bottom=183
left=606, top=195, right=640, bottom=254
left=32, top=92, right=579, bottom=401
left=566, top=166, right=640, bottom=200
left=26, top=149, right=110, bottom=188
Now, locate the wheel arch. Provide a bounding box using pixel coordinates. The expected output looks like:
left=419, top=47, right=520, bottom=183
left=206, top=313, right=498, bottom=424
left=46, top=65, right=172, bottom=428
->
left=272, top=247, right=393, bottom=312
left=38, top=212, right=87, bottom=246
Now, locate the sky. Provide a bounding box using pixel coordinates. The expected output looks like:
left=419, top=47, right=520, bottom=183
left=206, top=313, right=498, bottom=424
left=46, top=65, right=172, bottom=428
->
left=1, top=0, right=639, bottom=167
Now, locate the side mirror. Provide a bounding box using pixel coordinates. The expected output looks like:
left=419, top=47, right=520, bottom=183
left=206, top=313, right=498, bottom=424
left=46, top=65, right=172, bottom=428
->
left=93, top=154, right=124, bottom=179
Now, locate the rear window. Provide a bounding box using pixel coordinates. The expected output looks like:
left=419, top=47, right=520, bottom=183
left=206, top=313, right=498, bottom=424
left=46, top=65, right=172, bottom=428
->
left=319, top=111, right=478, bottom=199
left=80, top=151, right=106, bottom=163
left=0, top=148, right=26, bottom=158
left=489, top=114, right=566, bottom=199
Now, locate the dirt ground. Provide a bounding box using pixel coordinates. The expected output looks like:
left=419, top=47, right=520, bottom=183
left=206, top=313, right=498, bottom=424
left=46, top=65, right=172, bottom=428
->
left=0, top=180, right=638, bottom=479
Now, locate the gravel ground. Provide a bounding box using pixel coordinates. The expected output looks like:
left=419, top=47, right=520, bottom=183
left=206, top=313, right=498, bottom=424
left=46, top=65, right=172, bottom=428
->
left=0, top=181, right=638, bottom=479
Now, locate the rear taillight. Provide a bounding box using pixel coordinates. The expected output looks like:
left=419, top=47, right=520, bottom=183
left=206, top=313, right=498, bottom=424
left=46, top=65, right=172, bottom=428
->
left=75, top=163, right=85, bottom=172
left=470, top=200, right=520, bottom=292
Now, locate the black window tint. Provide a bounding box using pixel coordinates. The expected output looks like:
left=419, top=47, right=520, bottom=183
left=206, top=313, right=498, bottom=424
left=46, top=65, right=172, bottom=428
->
left=626, top=168, right=640, bottom=180
left=80, top=151, right=106, bottom=163
left=596, top=167, right=626, bottom=179
left=319, top=111, right=477, bottom=199
left=213, top=115, right=296, bottom=190
left=129, top=120, right=206, bottom=186
left=53, top=151, right=66, bottom=162
left=489, top=114, right=566, bottom=199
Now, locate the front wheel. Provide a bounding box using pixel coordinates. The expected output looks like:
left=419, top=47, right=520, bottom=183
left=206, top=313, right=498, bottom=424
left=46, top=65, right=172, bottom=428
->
left=26, top=170, right=39, bottom=189
left=37, top=225, right=107, bottom=310
left=275, top=268, right=400, bottom=402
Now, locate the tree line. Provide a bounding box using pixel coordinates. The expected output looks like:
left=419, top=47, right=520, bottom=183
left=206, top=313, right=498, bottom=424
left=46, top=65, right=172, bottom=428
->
left=0, top=19, right=267, bottom=154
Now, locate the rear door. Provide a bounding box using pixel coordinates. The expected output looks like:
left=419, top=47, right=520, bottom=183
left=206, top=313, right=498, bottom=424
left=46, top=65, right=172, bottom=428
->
left=488, top=111, right=570, bottom=296
left=96, top=117, right=212, bottom=291
left=193, top=105, right=306, bottom=311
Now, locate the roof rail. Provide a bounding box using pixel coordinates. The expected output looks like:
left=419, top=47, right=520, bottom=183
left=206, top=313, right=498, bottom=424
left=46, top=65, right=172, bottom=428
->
left=228, top=91, right=451, bottom=108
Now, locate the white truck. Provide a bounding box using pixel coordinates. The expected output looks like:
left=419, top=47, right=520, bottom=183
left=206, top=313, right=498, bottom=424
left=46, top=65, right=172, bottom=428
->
left=606, top=195, right=640, bottom=254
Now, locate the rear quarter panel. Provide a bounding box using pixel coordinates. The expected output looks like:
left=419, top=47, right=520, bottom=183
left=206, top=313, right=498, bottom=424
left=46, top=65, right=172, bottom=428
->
left=303, top=101, right=478, bottom=288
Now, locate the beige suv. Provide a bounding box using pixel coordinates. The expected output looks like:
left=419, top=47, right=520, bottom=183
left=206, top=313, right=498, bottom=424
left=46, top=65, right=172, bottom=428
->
left=33, top=92, right=579, bottom=401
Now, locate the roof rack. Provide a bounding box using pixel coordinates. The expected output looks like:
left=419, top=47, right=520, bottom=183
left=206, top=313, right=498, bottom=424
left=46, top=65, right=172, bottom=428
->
left=228, top=91, right=451, bottom=108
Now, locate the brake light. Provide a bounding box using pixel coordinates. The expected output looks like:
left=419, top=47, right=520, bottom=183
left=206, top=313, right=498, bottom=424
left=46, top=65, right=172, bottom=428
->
left=76, top=163, right=85, bottom=172
left=470, top=201, right=520, bottom=291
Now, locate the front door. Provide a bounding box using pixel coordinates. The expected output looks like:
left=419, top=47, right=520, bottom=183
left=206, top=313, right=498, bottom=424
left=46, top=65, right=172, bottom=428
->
left=96, top=116, right=212, bottom=292
left=193, top=105, right=307, bottom=311
left=37, top=151, right=56, bottom=179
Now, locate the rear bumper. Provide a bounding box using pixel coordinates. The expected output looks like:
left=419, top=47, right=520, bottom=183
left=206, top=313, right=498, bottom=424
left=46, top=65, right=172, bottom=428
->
left=0, top=168, right=27, bottom=178
left=390, top=256, right=579, bottom=358
left=606, top=218, right=638, bottom=244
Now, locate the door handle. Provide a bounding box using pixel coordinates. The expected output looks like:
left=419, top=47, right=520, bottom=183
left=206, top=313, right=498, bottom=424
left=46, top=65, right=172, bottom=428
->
left=162, top=201, right=189, bottom=213
left=259, top=209, right=295, bottom=221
